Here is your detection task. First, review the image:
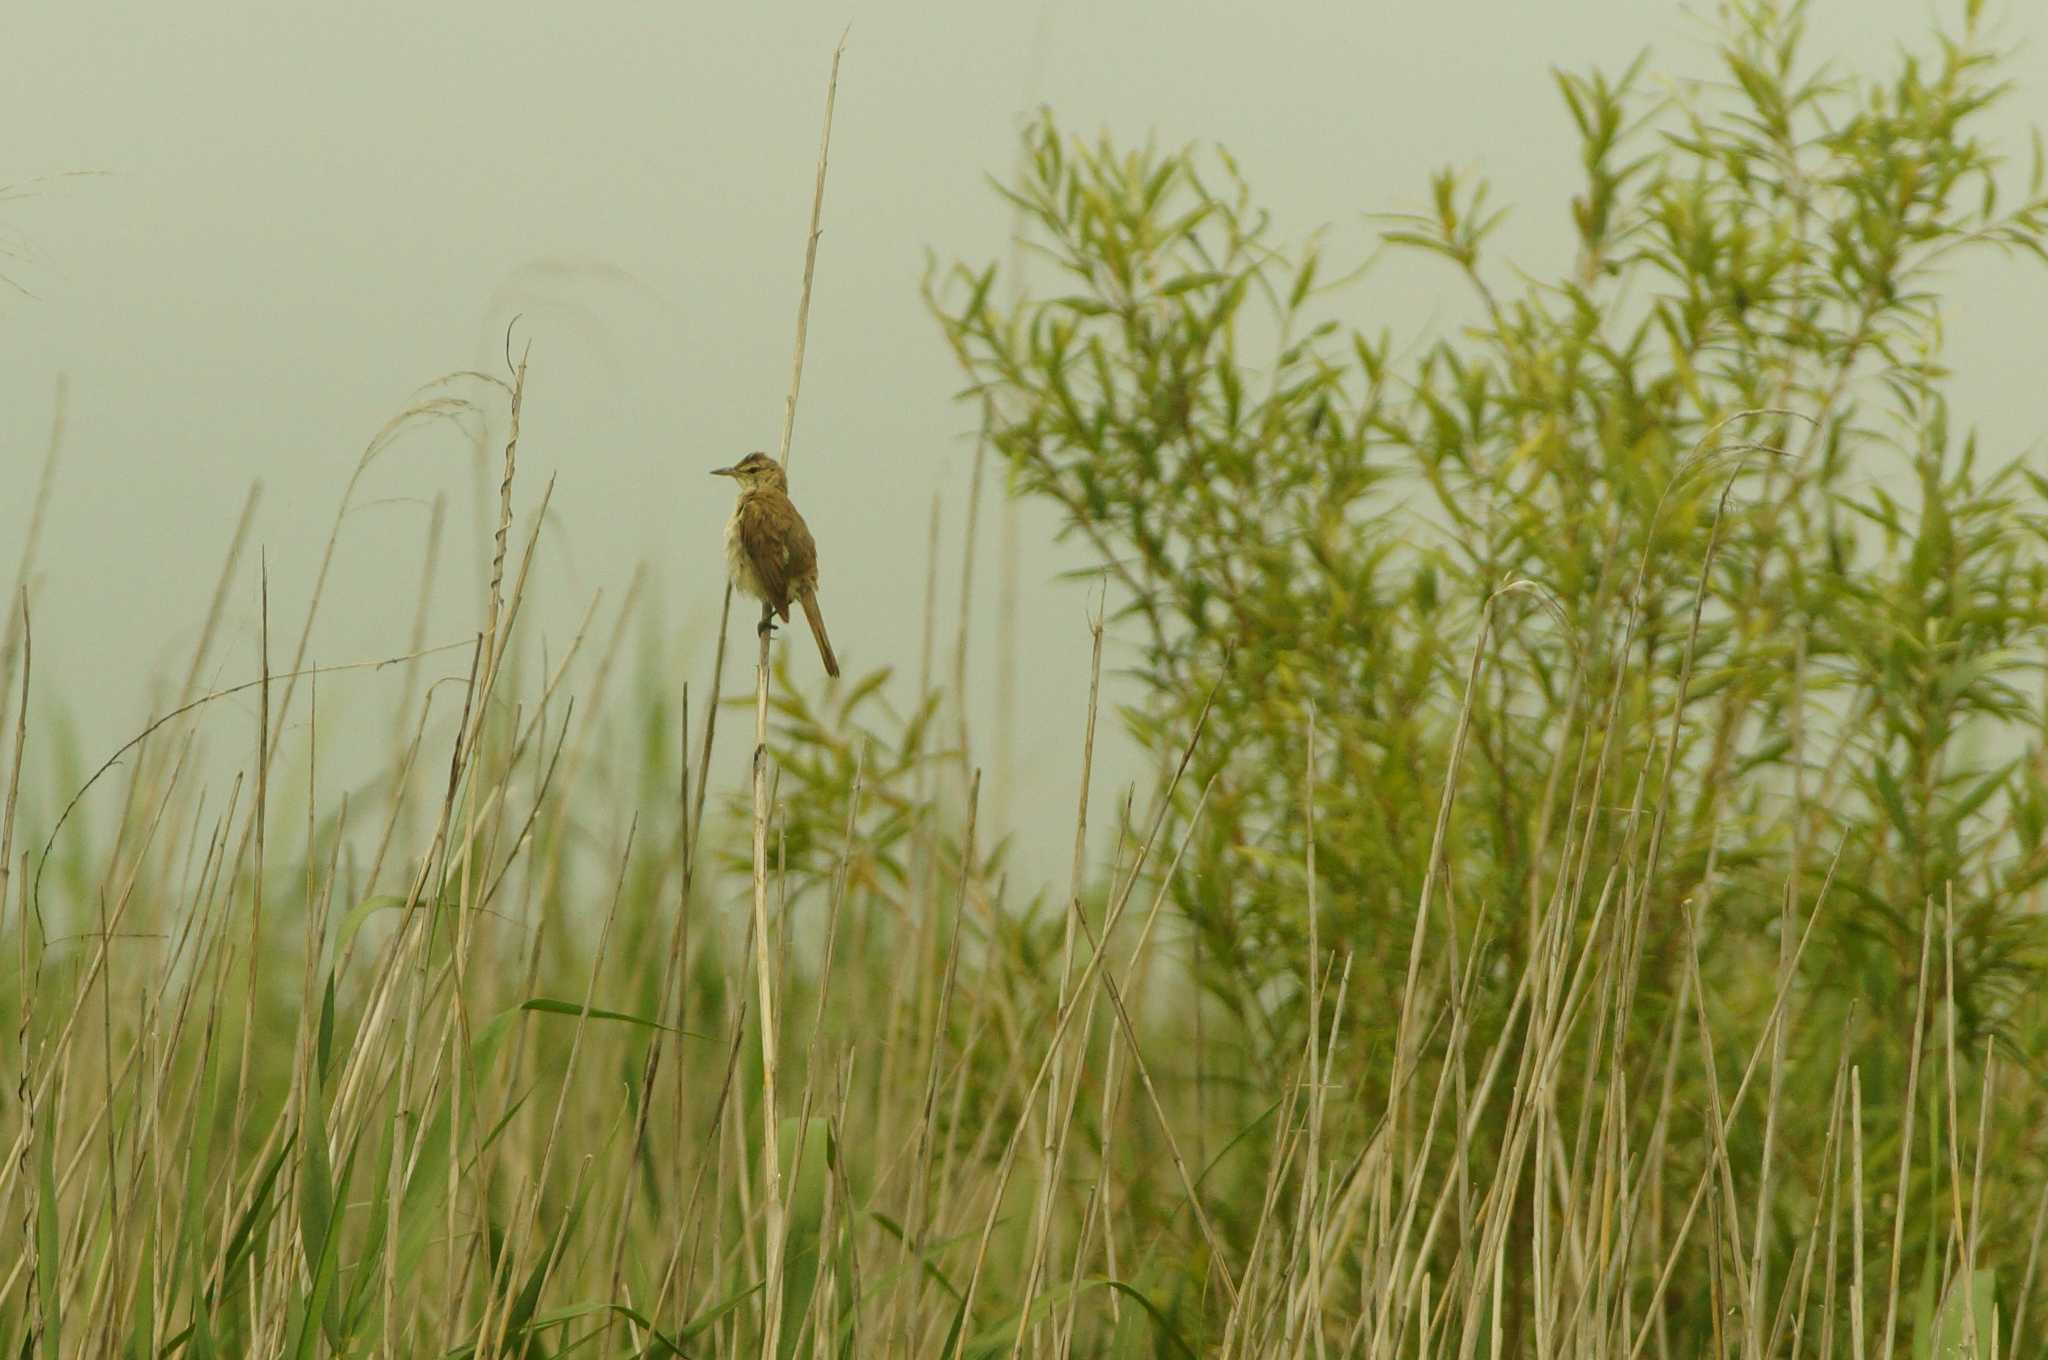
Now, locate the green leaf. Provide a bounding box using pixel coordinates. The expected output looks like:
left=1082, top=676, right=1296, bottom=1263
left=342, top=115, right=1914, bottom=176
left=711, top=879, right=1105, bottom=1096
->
left=1941, top=761, right=2013, bottom=833
left=512, top=997, right=701, bottom=1036
left=1158, top=270, right=1227, bottom=298
left=677, top=1280, right=764, bottom=1343
left=1871, top=757, right=1915, bottom=847
left=1917, top=1268, right=1998, bottom=1359
left=35, top=1114, right=60, bottom=1360
left=949, top=1278, right=1201, bottom=1360
left=1050, top=294, right=1112, bottom=318
left=214, top=1142, right=293, bottom=1305
left=439, top=1300, right=695, bottom=1359
left=333, top=893, right=412, bottom=950
left=128, top=1229, right=156, bottom=1360
left=315, top=971, right=336, bottom=1086
left=1099, top=1279, right=1202, bottom=1360
left=1288, top=253, right=1319, bottom=310
left=293, top=1099, right=337, bottom=1351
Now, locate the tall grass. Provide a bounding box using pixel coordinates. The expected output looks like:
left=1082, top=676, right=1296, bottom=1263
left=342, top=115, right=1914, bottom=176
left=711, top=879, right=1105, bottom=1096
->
left=2, top=420, right=2035, bottom=1356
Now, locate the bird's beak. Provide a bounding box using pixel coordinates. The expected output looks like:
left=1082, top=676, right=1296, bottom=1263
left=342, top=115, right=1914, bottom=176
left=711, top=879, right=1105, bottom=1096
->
left=710, top=464, right=737, bottom=478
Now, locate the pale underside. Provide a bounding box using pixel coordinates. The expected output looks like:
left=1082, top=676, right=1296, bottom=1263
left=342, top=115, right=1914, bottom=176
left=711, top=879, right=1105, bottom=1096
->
left=724, top=491, right=818, bottom=618
left=724, top=511, right=773, bottom=605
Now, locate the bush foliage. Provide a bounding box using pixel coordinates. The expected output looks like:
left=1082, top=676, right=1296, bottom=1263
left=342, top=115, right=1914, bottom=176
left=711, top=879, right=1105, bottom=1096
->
left=927, top=0, right=2048, bottom=1347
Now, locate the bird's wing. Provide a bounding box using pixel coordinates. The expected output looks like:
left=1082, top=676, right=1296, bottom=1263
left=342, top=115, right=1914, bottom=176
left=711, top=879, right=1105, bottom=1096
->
left=783, top=505, right=819, bottom=586
left=738, top=498, right=801, bottom=619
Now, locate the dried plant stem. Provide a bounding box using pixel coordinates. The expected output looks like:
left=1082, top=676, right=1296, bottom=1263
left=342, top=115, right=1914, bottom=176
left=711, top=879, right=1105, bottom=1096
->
left=692, top=26, right=846, bottom=852
left=1877, top=896, right=1936, bottom=1360
left=779, top=29, right=847, bottom=472
left=748, top=619, right=786, bottom=1357
left=224, top=560, right=272, bottom=1225
left=5, top=598, right=34, bottom=1347
left=1013, top=603, right=1103, bottom=1355
left=0, top=377, right=63, bottom=690
left=1851, top=1067, right=1867, bottom=1360
left=698, top=28, right=852, bottom=1358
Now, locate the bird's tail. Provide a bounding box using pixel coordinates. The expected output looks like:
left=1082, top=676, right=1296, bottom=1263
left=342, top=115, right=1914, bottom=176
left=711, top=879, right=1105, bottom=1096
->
left=798, top=588, right=839, bottom=677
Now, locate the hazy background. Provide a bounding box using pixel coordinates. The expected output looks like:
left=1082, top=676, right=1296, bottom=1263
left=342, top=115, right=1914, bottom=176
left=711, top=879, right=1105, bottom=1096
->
left=5, top=0, right=2046, bottom=886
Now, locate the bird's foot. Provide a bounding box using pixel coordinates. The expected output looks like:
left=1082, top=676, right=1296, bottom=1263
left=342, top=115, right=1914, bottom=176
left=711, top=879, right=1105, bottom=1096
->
left=757, top=611, right=779, bottom=640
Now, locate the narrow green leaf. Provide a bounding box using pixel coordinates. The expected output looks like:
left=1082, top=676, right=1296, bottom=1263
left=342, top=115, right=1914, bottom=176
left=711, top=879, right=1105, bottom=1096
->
left=214, top=1142, right=293, bottom=1304
left=35, top=1117, right=59, bottom=1360
left=512, top=997, right=701, bottom=1036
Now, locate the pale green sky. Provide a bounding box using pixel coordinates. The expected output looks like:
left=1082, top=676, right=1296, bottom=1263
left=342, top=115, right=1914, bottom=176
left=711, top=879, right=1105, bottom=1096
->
left=4, top=0, right=2045, bottom=882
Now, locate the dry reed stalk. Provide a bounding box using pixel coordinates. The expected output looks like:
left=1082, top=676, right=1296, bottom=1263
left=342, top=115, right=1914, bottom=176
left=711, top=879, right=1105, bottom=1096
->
left=953, top=431, right=987, bottom=772
left=734, top=29, right=848, bottom=1355
left=173, top=482, right=262, bottom=712
left=1295, top=703, right=1325, bottom=1353
left=787, top=766, right=865, bottom=1348
left=479, top=822, right=633, bottom=1358
left=1852, top=1065, right=1868, bottom=1360
left=598, top=685, right=695, bottom=1358
left=1816, top=1047, right=1849, bottom=1360
left=1965, top=1037, right=1994, bottom=1354
left=1013, top=602, right=1103, bottom=1354
left=6, top=597, right=36, bottom=1350
left=1939, top=885, right=1983, bottom=1360
left=899, top=771, right=980, bottom=1346
left=1878, top=895, right=1937, bottom=1359
left=0, top=378, right=63, bottom=691
left=956, top=681, right=1227, bottom=1332
left=224, top=561, right=272, bottom=1249
left=2010, top=1171, right=2048, bottom=1347
left=1610, top=849, right=1842, bottom=1360
left=746, top=621, right=788, bottom=1357
left=1766, top=1020, right=1849, bottom=1355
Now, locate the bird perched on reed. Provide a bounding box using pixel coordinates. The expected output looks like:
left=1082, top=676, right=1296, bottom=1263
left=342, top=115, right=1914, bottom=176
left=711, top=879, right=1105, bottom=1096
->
left=711, top=451, right=839, bottom=677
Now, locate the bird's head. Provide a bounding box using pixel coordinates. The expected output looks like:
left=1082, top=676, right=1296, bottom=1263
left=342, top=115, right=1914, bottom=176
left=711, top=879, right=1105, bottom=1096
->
left=710, top=451, right=787, bottom=492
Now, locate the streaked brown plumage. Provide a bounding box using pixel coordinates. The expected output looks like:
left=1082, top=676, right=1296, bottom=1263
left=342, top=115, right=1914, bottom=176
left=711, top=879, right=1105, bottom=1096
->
left=711, top=451, right=839, bottom=677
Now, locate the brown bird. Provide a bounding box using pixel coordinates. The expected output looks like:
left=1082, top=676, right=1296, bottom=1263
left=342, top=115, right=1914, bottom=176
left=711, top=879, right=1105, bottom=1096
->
left=712, top=451, right=839, bottom=677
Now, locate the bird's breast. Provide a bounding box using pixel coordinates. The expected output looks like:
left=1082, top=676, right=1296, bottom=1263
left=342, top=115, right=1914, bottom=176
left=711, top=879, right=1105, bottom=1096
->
left=724, top=509, right=765, bottom=600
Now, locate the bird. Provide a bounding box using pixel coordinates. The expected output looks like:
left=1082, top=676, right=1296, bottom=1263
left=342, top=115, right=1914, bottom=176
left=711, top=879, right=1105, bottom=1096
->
left=711, top=451, right=840, bottom=677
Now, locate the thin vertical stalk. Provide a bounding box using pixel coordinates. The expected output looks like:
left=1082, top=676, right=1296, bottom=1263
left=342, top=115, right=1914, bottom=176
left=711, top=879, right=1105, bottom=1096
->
left=1878, top=897, right=1936, bottom=1360
left=741, top=28, right=848, bottom=1356
left=1851, top=1067, right=1867, bottom=1360
left=749, top=619, right=786, bottom=1359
